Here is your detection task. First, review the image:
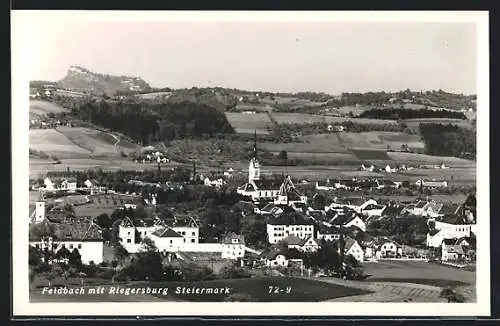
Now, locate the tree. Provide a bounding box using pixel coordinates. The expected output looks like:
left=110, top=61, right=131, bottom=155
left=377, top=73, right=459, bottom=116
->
left=278, top=150, right=288, bottom=161
left=113, top=242, right=129, bottom=263
left=44, top=264, right=64, bottom=287
left=29, top=246, right=42, bottom=266
left=439, top=287, right=466, bottom=303
left=69, top=248, right=82, bottom=268
left=95, top=213, right=112, bottom=228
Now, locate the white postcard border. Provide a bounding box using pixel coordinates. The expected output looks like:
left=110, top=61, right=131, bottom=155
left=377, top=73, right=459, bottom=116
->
left=11, top=10, right=490, bottom=317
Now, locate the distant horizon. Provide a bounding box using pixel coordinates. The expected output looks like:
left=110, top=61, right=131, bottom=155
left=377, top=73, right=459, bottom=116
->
left=17, top=12, right=478, bottom=96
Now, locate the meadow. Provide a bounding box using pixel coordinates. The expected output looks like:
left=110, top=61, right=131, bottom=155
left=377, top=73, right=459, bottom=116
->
left=224, top=112, right=273, bottom=134
left=271, top=113, right=398, bottom=125
left=29, top=100, right=69, bottom=115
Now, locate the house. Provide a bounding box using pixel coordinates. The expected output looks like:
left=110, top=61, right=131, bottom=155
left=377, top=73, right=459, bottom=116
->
left=329, top=213, right=366, bottom=232
left=375, top=179, right=401, bottom=189
left=327, top=124, right=345, bottom=132
left=29, top=220, right=104, bottom=264
left=31, top=191, right=46, bottom=224
left=361, top=203, right=386, bottom=218
left=231, top=201, right=259, bottom=217
left=329, top=198, right=378, bottom=214
left=344, top=237, right=364, bottom=263
left=441, top=240, right=466, bottom=262
left=260, top=248, right=290, bottom=267
left=333, top=179, right=359, bottom=191
left=149, top=227, right=186, bottom=254
left=204, top=177, right=225, bottom=188
left=257, top=203, right=284, bottom=217
left=282, top=235, right=321, bottom=253
left=360, top=164, right=375, bottom=172
left=415, top=179, right=448, bottom=188
left=60, top=178, right=77, bottom=191
left=44, top=177, right=57, bottom=191
left=316, top=180, right=334, bottom=191
left=385, top=165, right=396, bottom=173
left=221, top=233, right=246, bottom=260
left=273, top=176, right=308, bottom=206
left=266, top=222, right=315, bottom=244
left=405, top=200, right=443, bottom=217
left=378, top=239, right=402, bottom=258
left=316, top=226, right=342, bottom=242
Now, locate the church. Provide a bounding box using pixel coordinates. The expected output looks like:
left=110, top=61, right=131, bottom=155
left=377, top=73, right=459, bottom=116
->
left=236, top=132, right=307, bottom=206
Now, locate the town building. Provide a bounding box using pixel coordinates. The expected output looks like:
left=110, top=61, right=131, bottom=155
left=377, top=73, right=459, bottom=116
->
left=344, top=237, right=364, bottom=263
left=221, top=233, right=246, bottom=260
left=29, top=220, right=104, bottom=264
left=266, top=222, right=315, bottom=244
left=282, top=235, right=321, bottom=252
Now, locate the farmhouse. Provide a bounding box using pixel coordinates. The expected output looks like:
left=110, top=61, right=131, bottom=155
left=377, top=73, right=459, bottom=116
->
left=257, top=203, right=284, bottom=217
left=360, top=203, right=386, bottom=218
left=260, top=248, right=302, bottom=268
left=441, top=239, right=466, bottom=262
left=378, top=239, right=402, bottom=258
left=329, top=213, right=366, bottom=232
left=29, top=220, right=104, bottom=264
left=327, top=198, right=378, bottom=214
left=316, top=226, right=342, bottom=242
left=316, top=179, right=335, bottom=191
left=333, top=179, right=359, bottom=191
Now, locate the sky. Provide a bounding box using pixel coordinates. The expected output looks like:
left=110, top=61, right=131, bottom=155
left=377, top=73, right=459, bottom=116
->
left=16, top=12, right=478, bottom=95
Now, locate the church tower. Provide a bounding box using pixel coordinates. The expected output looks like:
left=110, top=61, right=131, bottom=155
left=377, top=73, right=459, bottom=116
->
left=248, top=130, right=260, bottom=183
left=34, top=190, right=45, bottom=223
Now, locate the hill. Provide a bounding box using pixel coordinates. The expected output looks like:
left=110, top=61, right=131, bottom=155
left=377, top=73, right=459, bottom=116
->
left=57, top=65, right=152, bottom=96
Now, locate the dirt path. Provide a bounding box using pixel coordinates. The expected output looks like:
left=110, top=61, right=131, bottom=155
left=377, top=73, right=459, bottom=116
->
left=106, top=132, right=120, bottom=153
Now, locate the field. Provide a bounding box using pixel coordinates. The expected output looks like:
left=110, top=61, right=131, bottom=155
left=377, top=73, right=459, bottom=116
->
left=29, top=100, right=69, bottom=116
left=136, top=91, right=172, bottom=100
left=225, top=112, right=273, bottom=134
left=29, top=129, right=91, bottom=158
left=362, top=261, right=475, bottom=285
left=57, top=127, right=118, bottom=156
left=271, top=113, right=397, bottom=125
left=30, top=277, right=370, bottom=302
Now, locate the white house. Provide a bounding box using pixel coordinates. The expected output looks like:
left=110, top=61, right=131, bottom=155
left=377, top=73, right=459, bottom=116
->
left=31, top=191, right=46, bottom=224
left=149, top=227, right=186, bottom=253
left=44, top=177, right=56, bottom=191
left=361, top=204, right=386, bottom=218
left=204, top=177, right=225, bottom=188
left=415, top=179, right=448, bottom=188
left=315, top=180, right=334, bottom=191
left=266, top=223, right=315, bottom=244
left=379, top=240, right=402, bottom=258
left=282, top=235, right=321, bottom=252
left=329, top=213, right=367, bottom=232
left=261, top=249, right=290, bottom=267
left=344, top=237, right=364, bottom=263
left=29, top=220, right=104, bottom=265
left=316, top=226, right=342, bottom=242
left=328, top=198, right=378, bottom=214
left=441, top=241, right=466, bottom=262
left=221, top=233, right=246, bottom=260
left=60, top=178, right=77, bottom=191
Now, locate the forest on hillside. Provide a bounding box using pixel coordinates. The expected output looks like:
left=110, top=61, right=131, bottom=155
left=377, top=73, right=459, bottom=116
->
left=419, top=123, right=476, bottom=160
left=71, top=100, right=235, bottom=144
left=359, top=108, right=468, bottom=120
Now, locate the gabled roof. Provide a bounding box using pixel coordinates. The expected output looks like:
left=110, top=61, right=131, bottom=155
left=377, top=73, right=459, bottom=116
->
left=444, top=244, right=465, bottom=255
left=299, top=237, right=321, bottom=247
left=223, top=232, right=245, bottom=244
left=152, top=227, right=183, bottom=238
left=254, top=179, right=282, bottom=190
left=344, top=237, right=359, bottom=252
left=415, top=201, right=427, bottom=209
left=30, top=220, right=102, bottom=242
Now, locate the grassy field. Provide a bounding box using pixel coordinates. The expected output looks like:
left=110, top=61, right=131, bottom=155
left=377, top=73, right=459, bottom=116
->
left=362, top=261, right=475, bottom=285
left=137, top=91, right=172, bottom=100
left=29, top=100, right=69, bottom=116
left=225, top=112, right=273, bottom=134
left=30, top=276, right=371, bottom=302
left=271, top=113, right=397, bottom=125
left=30, top=129, right=91, bottom=158
left=57, top=127, right=118, bottom=156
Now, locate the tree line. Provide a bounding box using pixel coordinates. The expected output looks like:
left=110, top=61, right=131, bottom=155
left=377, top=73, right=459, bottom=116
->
left=419, top=123, right=476, bottom=159
left=359, top=108, right=467, bottom=120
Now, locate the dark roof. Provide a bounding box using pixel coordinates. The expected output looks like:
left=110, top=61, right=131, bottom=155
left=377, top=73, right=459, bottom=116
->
left=330, top=213, right=359, bottom=226
left=344, top=237, right=358, bottom=252
left=152, top=227, right=183, bottom=238
left=254, top=179, right=282, bottom=190
left=415, top=201, right=427, bottom=209
left=29, top=220, right=102, bottom=241
left=223, top=233, right=245, bottom=244
left=282, top=235, right=303, bottom=246
left=340, top=197, right=373, bottom=207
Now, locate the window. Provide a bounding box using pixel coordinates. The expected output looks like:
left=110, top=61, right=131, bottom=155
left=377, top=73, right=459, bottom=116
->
left=191, top=239, right=195, bottom=243
left=69, top=244, right=74, bottom=249
left=182, top=231, right=186, bottom=235
left=192, top=232, right=195, bottom=236
left=78, top=244, right=82, bottom=249
left=127, top=232, right=131, bottom=235
left=127, top=239, right=131, bottom=243
left=183, top=239, right=186, bottom=243
left=35, top=244, right=39, bottom=249
left=170, top=240, right=173, bottom=244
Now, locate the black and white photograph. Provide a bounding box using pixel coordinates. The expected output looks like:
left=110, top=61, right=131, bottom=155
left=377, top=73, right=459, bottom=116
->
left=11, top=10, right=490, bottom=316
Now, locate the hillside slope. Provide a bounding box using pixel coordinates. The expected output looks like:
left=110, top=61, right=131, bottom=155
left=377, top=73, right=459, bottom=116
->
left=57, top=65, right=151, bottom=96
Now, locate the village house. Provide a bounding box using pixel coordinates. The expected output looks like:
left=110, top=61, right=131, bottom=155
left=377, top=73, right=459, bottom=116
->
left=328, top=212, right=367, bottom=232
left=360, top=203, right=387, bottom=218
left=204, top=177, right=226, bottom=188
left=326, top=198, right=378, bottom=215
left=378, top=239, right=403, bottom=258
left=221, top=233, right=246, bottom=260
left=316, top=179, right=335, bottom=191
left=257, top=203, right=284, bottom=217
left=316, top=226, right=342, bottom=242
left=404, top=200, right=443, bottom=217
left=29, top=220, right=104, bottom=264
left=333, top=178, right=359, bottom=191
left=441, top=239, right=466, bottom=262
left=344, top=237, right=364, bottom=263
left=282, top=235, right=321, bottom=253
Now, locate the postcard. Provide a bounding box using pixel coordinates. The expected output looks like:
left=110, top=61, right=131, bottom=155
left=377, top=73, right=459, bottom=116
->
left=11, top=10, right=490, bottom=317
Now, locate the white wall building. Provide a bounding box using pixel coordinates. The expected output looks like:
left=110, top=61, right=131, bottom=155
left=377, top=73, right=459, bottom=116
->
left=266, top=223, right=315, bottom=244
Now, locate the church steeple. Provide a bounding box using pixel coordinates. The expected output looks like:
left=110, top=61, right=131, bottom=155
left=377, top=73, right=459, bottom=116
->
left=253, top=130, right=257, bottom=160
